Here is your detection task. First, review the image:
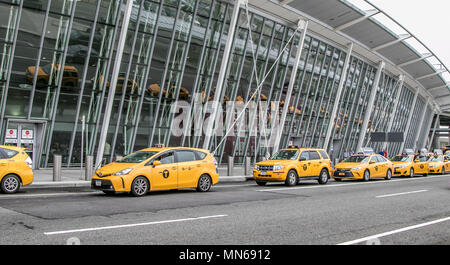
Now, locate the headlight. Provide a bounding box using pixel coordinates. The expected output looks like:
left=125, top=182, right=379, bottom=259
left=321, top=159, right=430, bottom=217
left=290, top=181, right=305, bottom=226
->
left=395, top=165, right=407, bottom=169
left=273, top=165, right=283, bottom=171
left=351, top=166, right=363, bottom=171
left=429, top=164, right=438, bottom=168
left=254, top=165, right=259, bottom=171
left=113, top=168, right=132, bottom=176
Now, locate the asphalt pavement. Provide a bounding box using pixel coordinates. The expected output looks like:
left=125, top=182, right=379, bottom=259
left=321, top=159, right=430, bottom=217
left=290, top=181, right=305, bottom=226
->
left=0, top=174, right=449, bottom=245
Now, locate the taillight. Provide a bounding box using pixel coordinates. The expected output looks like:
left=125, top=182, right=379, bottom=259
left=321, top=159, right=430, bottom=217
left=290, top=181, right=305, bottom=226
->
left=213, top=157, right=218, bottom=168
left=25, top=157, right=33, bottom=169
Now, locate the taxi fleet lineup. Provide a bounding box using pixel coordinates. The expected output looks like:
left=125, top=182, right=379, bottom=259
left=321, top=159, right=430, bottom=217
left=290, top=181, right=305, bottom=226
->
left=0, top=144, right=449, bottom=196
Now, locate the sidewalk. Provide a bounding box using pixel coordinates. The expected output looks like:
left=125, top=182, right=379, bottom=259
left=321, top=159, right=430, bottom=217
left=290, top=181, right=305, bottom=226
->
left=25, top=166, right=253, bottom=189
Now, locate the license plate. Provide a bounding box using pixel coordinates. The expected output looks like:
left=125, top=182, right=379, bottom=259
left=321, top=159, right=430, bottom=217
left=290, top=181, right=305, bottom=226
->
left=95, top=180, right=102, bottom=186
left=339, top=173, right=345, bottom=176
left=260, top=171, right=267, bottom=175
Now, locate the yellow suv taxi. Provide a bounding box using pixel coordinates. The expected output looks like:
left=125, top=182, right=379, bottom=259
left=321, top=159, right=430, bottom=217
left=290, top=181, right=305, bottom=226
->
left=391, top=153, right=429, bottom=177
left=0, top=145, right=33, bottom=194
left=91, top=146, right=219, bottom=196
left=428, top=155, right=449, bottom=174
left=253, top=148, right=333, bottom=186
left=334, top=153, right=393, bottom=181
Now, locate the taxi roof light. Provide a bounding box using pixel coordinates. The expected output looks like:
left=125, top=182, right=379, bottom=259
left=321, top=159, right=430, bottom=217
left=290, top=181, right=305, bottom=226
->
left=153, top=144, right=165, bottom=148
left=357, top=147, right=375, bottom=155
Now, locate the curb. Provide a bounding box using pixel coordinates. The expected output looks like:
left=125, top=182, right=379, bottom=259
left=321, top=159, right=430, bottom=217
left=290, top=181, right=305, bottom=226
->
left=24, top=176, right=254, bottom=190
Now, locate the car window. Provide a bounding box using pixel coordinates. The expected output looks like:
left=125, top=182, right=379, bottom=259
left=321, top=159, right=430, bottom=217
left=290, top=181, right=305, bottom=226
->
left=309, top=151, right=321, bottom=160
left=344, top=155, right=369, bottom=163
left=392, top=155, right=412, bottom=162
left=0, top=148, right=6, bottom=159
left=299, top=151, right=309, bottom=161
left=377, top=156, right=386, bottom=162
left=195, top=151, right=207, bottom=160
left=371, top=156, right=380, bottom=163
left=118, top=151, right=157, bottom=163
left=177, top=150, right=196, bottom=163
left=154, top=152, right=175, bottom=164
left=318, top=150, right=329, bottom=160
left=271, top=150, right=299, bottom=160
left=0, top=148, right=18, bottom=159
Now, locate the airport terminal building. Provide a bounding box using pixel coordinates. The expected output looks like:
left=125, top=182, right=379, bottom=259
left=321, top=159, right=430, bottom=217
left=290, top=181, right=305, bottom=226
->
left=0, top=0, right=449, bottom=168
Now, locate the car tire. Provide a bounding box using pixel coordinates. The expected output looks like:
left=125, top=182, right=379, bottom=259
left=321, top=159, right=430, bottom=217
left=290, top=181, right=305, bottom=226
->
left=196, top=174, right=212, bottom=192
left=256, top=181, right=267, bottom=186
left=409, top=168, right=414, bottom=178
left=1, top=174, right=21, bottom=194
left=318, top=169, right=329, bottom=185
left=285, top=170, right=298, bottom=186
left=363, top=170, right=370, bottom=182
left=385, top=169, right=392, bottom=180
left=130, top=176, right=149, bottom=197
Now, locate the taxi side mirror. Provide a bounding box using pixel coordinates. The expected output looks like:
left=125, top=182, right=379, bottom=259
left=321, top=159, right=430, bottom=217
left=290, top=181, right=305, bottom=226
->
left=369, top=161, right=375, bottom=164
left=414, top=159, right=419, bottom=163
left=152, top=160, right=161, bottom=167
left=299, top=157, right=306, bottom=161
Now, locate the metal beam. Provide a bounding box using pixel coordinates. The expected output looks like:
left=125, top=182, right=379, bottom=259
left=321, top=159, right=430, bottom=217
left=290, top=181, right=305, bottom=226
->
left=356, top=60, right=385, bottom=152
left=427, top=113, right=440, bottom=150
left=203, top=0, right=244, bottom=150
left=399, top=89, right=419, bottom=152
left=323, top=42, right=353, bottom=151
left=397, top=53, right=432, bottom=67
left=413, top=97, right=430, bottom=150
left=427, top=83, right=449, bottom=92
left=95, top=0, right=134, bottom=168
left=372, top=34, right=411, bottom=51
left=415, top=70, right=446, bottom=81
left=334, top=9, right=379, bottom=31
left=273, top=19, right=309, bottom=153
left=383, top=75, right=404, bottom=150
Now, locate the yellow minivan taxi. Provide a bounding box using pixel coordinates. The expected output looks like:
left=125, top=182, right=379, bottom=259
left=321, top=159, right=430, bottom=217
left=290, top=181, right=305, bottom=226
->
left=253, top=148, right=333, bottom=186
left=91, top=147, right=219, bottom=196
left=391, top=154, right=429, bottom=177
left=334, top=154, right=393, bottom=181
left=0, top=145, right=33, bottom=194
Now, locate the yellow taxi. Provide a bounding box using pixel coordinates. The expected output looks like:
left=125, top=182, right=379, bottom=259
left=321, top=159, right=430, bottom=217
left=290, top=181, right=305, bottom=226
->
left=427, top=155, right=450, bottom=174
left=0, top=145, right=33, bottom=194
left=26, top=64, right=78, bottom=88
left=91, top=146, right=219, bottom=196
left=334, top=151, right=393, bottom=181
left=253, top=148, right=333, bottom=186
left=391, top=151, right=429, bottom=177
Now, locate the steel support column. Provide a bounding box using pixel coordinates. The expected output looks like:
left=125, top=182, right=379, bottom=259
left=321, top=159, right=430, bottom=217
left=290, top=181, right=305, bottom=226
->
left=323, top=42, right=353, bottom=151
left=382, top=74, right=404, bottom=150
left=399, top=90, right=419, bottom=152
left=203, top=0, right=244, bottom=150
left=272, top=19, right=309, bottom=153
left=427, top=113, right=440, bottom=150
left=412, top=97, right=429, bottom=150
left=95, top=0, right=134, bottom=168
left=421, top=109, right=437, bottom=149
left=356, top=60, right=385, bottom=152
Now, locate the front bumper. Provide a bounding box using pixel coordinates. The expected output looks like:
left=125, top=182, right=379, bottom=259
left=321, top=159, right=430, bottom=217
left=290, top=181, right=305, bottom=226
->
left=91, top=178, right=116, bottom=191
left=333, top=169, right=363, bottom=179
left=393, top=168, right=408, bottom=176
left=253, top=170, right=287, bottom=181
left=429, top=167, right=442, bottom=174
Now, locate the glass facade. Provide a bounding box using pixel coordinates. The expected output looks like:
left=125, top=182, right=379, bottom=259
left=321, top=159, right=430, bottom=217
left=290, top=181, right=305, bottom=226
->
left=0, top=0, right=433, bottom=168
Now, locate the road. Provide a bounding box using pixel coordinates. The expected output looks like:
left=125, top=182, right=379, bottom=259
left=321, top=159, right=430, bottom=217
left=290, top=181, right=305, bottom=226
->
left=0, top=174, right=449, bottom=245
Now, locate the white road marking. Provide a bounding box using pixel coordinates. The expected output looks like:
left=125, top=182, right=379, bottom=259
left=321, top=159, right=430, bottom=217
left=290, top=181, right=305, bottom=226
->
left=256, top=175, right=449, bottom=192
left=376, top=189, right=428, bottom=198
left=337, top=216, right=450, bottom=245
left=215, top=184, right=256, bottom=188
left=0, top=192, right=102, bottom=199
left=44, top=214, right=228, bottom=235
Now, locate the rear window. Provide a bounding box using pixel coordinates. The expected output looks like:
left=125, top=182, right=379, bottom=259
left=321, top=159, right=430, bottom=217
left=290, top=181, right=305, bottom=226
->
left=0, top=148, right=18, bottom=159
left=318, top=150, right=329, bottom=160
left=195, top=151, right=207, bottom=160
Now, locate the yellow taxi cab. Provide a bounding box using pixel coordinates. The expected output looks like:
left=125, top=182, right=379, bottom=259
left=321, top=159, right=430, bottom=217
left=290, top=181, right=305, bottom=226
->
left=91, top=146, right=219, bottom=196
left=26, top=64, right=78, bottom=88
left=253, top=148, right=333, bottom=186
left=427, top=155, right=450, bottom=174
left=390, top=149, right=429, bottom=177
left=0, top=145, right=33, bottom=194
left=334, top=149, right=393, bottom=181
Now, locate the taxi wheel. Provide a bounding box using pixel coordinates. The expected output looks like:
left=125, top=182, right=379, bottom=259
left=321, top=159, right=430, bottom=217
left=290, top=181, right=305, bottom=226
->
left=441, top=167, right=445, bottom=175
left=409, top=168, right=414, bottom=178
left=363, top=170, right=370, bottom=182
left=285, top=170, right=298, bottom=186
left=1, top=174, right=21, bottom=194
left=130, top=176, right=149, bottom=197
left=197, top=174, right=212, bottom=192
left=256, top=181, right=267, bottom=186
left=385, top=169, right=392, bottom=180
left=318, top=169, right=329, bottom=185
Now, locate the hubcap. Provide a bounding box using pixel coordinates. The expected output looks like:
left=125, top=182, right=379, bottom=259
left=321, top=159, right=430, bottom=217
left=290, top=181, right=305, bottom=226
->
left=4, top=177, right=18, bottom=192
left=199, top=176, right=210, bottom=191
left=321, top=171, right=327, bottom=181
left=289, top=173, right=296, bottom=184
left=365, top=171, right=369, bottom=180
left=133, top=178, right=147, bottom=195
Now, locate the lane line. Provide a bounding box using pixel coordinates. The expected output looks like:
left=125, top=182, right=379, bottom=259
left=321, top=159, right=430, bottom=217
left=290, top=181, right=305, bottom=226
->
left=0, top=192, right=102, bottom=199
left=256, top=175, right=449, bottom=192
left=376, top=189, right=428, bottom=198
left=337, top=216, right=450, bottom=245
left=44, top=214, right=228, bottom=235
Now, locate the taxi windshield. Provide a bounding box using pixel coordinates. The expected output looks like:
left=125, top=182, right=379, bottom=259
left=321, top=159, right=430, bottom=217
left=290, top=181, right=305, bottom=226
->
left=344, top=155, right=370, bottom=163
left=430, top=156, right=443, bottom=162
left=392, top=155, right=412, bottom=162
left=117, top=151, right=157, bottom=163
left=271, top=150, right=299, bottom=160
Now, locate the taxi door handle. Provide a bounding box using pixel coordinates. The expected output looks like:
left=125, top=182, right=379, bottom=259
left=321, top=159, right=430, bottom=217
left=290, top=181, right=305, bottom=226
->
left=172, top=167, right=176, bottom=170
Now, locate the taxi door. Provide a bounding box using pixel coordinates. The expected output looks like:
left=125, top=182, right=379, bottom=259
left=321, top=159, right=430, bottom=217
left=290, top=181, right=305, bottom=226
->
left=414, top=155, right=428, bottom=174
left=308, top=150, right=322, bottom=176
left=175, top=150, right=199, bottom=188
left=376, top=155, right=389, bottom=178
left=368, top=156, right=381, bottom=178
left=149, top=151, right=178, bottom=190
left=297, top=151, right=312, bottom=177
left=0, top=148, right=9, bottom=179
